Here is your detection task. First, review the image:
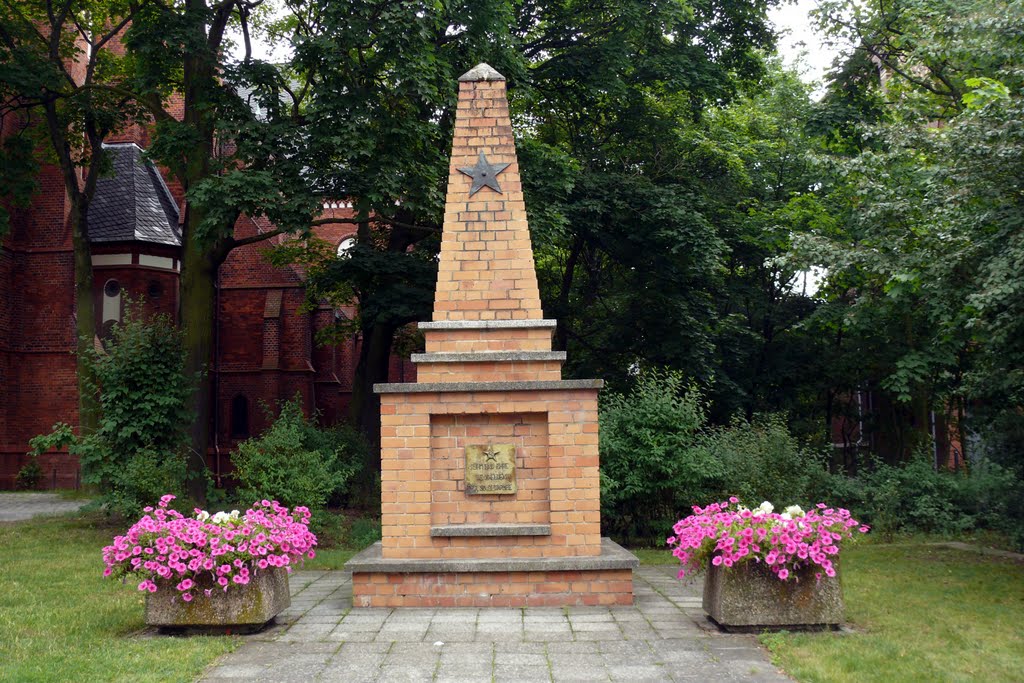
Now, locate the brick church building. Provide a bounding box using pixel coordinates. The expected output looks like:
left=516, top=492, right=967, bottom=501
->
left=0, top=122, right=415, bottom=490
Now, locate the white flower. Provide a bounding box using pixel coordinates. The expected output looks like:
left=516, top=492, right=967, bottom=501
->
left=784, top=505, right=805, bottom=518
left=211, top=511, right=232, bottom=524
left=755, top=501, right=774, bottom=515
left=230, top=510, right=240, bottom=519
left=780, top=512, right=792, bottom=521
left=196, top=510, right=210, bottom=522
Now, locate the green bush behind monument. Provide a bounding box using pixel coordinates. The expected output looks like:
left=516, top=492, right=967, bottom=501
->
left=231, top=395, right=366, bottom=532
left=599, top=371, right=1024, bottom=549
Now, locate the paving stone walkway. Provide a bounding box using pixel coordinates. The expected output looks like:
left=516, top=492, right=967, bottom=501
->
left=0, top=492, right=90, bottom=522
left=199, top=566, right=791, bottom=683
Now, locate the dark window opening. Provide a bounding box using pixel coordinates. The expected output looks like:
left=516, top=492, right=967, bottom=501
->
left=230, top=395, right=249, bottom=439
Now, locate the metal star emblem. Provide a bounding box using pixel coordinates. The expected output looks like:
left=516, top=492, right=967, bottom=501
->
left=457, top=151, right=510, bottom=195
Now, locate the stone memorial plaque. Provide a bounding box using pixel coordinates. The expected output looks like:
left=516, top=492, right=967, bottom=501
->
left=465, top=444, right=517, bottom=495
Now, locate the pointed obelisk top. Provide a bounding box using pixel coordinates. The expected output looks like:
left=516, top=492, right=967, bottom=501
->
left=430, top=59, right=543, bottom=322
left=458, top=63, right=506, bottom=82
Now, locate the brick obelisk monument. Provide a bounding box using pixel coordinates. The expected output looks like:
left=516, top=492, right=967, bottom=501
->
left=345, top=64, right=638, bottom=607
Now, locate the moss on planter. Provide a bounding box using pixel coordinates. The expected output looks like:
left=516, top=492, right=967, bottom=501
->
left=702, top=560, right=844, bottom=631
left=145, top=567, right=290, bottom=631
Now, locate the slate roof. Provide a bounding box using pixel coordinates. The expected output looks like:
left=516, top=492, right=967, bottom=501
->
left=86, top=143, right=182, bottom=246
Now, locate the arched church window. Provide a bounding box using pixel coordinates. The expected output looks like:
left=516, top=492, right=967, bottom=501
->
left=101, top=279, right=122, bottom=337
left=337, top=237, right=355, bottom=258
left=230, top=395, right=249, bottom=439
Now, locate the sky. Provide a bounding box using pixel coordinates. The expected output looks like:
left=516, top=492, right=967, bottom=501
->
left=768, top=0, right=844, bottom=89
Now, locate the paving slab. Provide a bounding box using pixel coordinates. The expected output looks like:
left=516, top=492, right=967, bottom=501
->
left=196, top=566, right=792, bottom=683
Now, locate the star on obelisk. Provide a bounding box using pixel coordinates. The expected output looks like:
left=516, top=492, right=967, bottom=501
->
left=457, top=151, right=511, bottom=196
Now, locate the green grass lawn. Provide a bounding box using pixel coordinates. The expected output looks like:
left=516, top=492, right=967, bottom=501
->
left=630, top=547, right=677, bottom=565
left=0, top=513, right=238, bottom=683
left=761, top=542, right=1024, bottom=683
left=303, top=546, right=357, bottom=570
left=6, top=512, right=1021, bottom=683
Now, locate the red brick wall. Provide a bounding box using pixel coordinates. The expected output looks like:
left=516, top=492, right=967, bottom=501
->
left=352, top=568, right=634, bottom=608
left=430, top=412, right=550, bottom=528
left=91, top=255, right=180, bottom=326
left=380, top=389, right=602, bottom=561
left=0, top=245, right=12, bottom=441
left=0, top=155, right=79, bottom=488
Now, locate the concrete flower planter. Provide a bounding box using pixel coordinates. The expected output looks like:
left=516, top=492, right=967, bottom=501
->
left=145, top=568, right=290, bottom=632
left=702, top=560, right=844, bottom=631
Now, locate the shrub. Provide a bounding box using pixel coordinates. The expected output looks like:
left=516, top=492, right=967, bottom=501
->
left=599, top=370, right=716, bottom=543
left=231, top=396, right=362, bottom=529
left=850, top=453, right=1024, bottom=548
left=15, top=458, right=43, bottom=490
left=30, top=305, right=192, bottom=517
left=957, top=459, right=1024, bottom=549
left=695, top=413, right=831, bottom=507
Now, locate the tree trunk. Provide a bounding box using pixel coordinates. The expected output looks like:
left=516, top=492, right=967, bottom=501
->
left=554, top=235, right=583, bottom=351
left=349, top=321, right=397, bottom=452
left=348, top=320, right=397, bottom=506
left=43, top=101, right=100, bottom=438
left=70, top=199, right=99, bottom=435
left=180, top=237, right=217, bottom=504
left=177, top=13, right=222, bottom=504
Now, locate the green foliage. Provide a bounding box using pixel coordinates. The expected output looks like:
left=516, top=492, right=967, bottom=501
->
left=347, top=517, right=383, bottom=551
left=231, top=396, right=363, bottom=528
left=844, top=455, right=1024, bottom=549
left=30, top=306, right=193, bottom=518
left=14, top=459, right=43, bottom=491
left=599, top=370, right=712, bottom=543
left=693, top=413, right=830, bottom=507
left=855, top=454, right=970, bottom=540
left=0, top=133, right=39, bottom=237
left=778, top=0, right=1024, bottom=487
left=956, top=460, right=1024, bottom=550
left=600, top=371, right=841, bottom=543
left=271, top=0, right=789, bottom=444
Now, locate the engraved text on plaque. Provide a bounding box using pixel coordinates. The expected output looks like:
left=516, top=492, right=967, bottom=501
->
left=465, top=444, right=517, bottom=495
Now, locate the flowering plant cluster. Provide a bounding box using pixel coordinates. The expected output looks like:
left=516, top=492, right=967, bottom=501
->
left=668, top=498, right=869, bottom=582
left=102, top=494, right=317, bottom=602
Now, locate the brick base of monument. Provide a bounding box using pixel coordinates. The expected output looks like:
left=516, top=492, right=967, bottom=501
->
left=347, top=538, right=638, bottom=608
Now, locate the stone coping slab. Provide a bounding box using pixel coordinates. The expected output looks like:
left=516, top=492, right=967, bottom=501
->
left=410, top=351, right=567, bottom=364
left=418, top=319, right=557, bottom=330
left=430, top=523, right=551, bottom=537
left=373, top=378, right=603, bottom=394
left=345, top=537, right=638, bottom=573
left=459, top=63, right=506, bottom=82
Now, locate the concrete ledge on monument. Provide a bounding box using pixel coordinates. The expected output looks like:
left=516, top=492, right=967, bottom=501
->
left=430, top=523, right=551, bottom=537
left=345, top=538, right=639, bottom=574
left=418, top=319, right=557, bottom=330
left=410, top=351, right=567, bottom=364
left=374, top=378, right=604, bottom=394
